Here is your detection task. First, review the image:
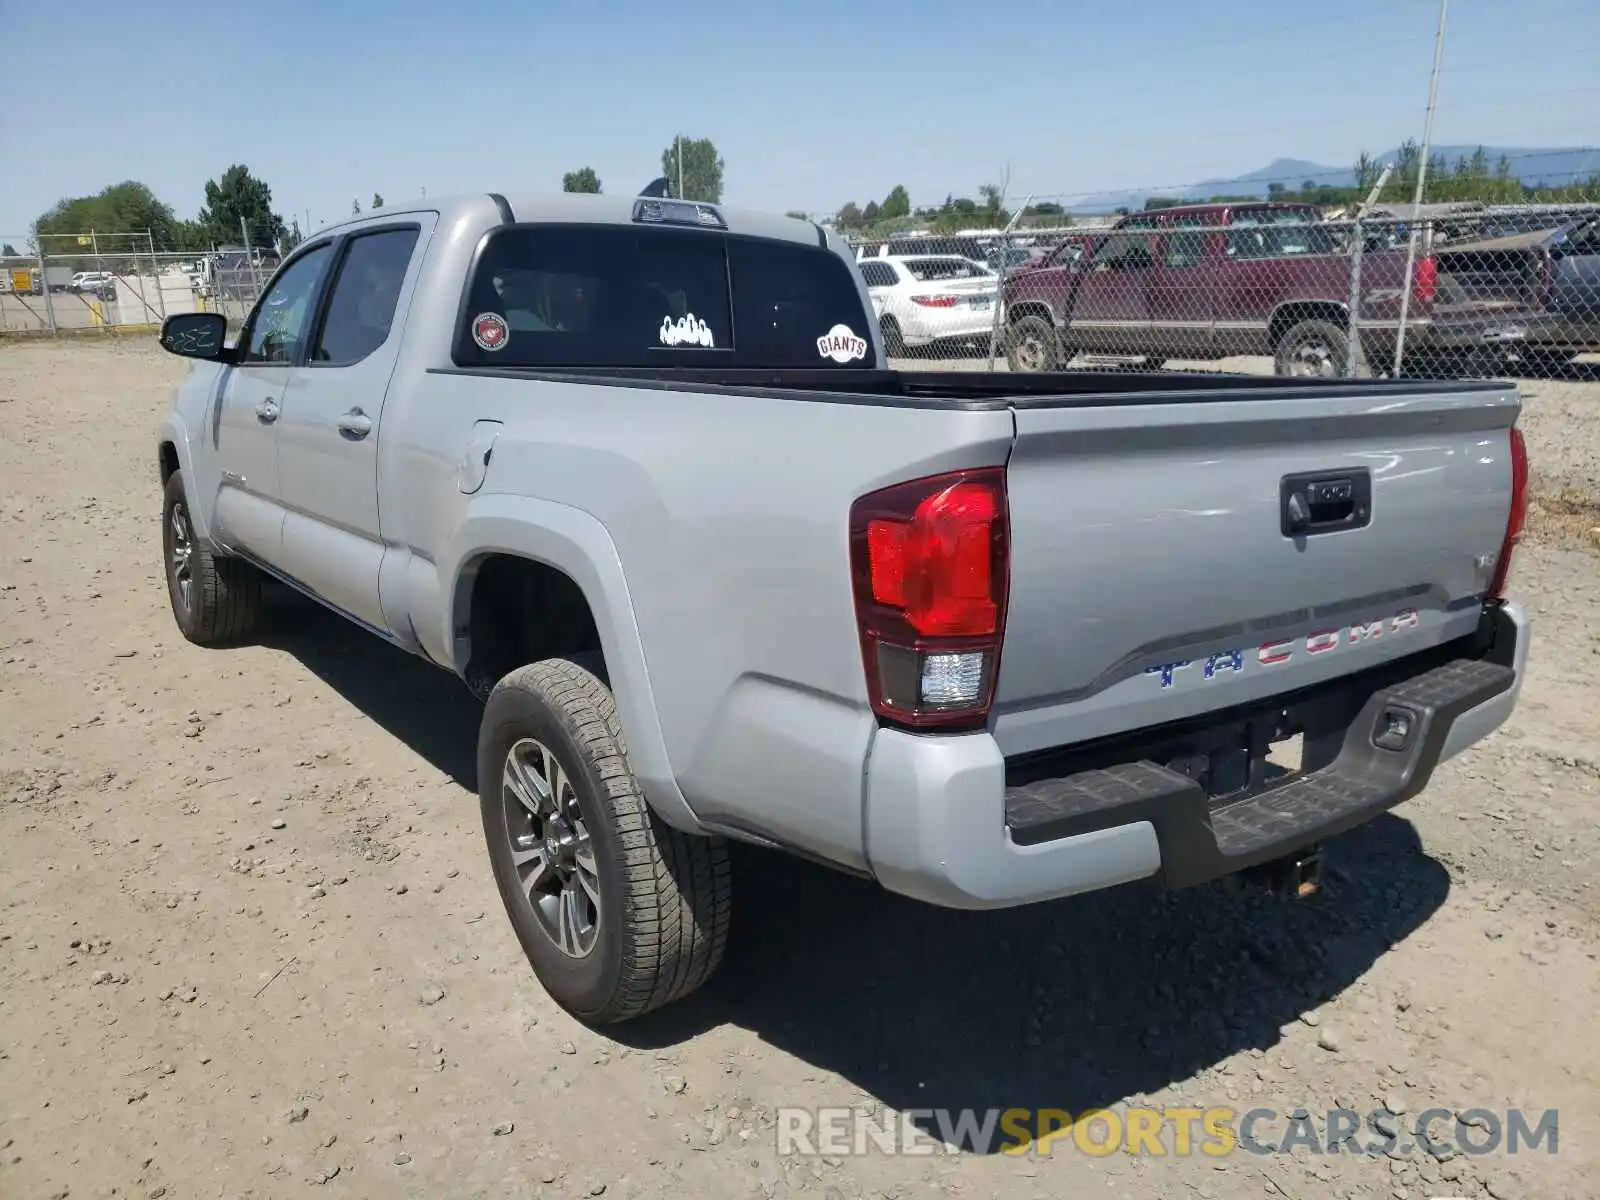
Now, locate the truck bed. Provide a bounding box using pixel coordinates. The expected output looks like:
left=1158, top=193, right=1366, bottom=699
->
left=433, top=363, right=1511, bottom=409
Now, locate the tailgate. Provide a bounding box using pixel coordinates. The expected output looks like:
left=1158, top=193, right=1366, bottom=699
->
left=994, top=383, right=1521, bottom=758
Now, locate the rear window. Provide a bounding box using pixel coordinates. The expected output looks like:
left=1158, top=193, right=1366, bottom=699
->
left=1225, top=209, right=1339, bottom=260
left=454, top=225, right=877, bottom=369
left=903, top=257, right=994, bottom=282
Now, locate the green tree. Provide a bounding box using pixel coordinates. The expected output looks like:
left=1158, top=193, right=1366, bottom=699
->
left=170, top=219, right=211, bottom=253
left=1, top=243, right=18, bottom=257
left=34, top=181, right=181, bottom=250
left=836, top=201, right=863, bottom=229
left=199, top=165, right=286, bottom=249
left=862, top=199, right=881, bottom=224
left=281, top=220, right=304, bottom=253
left=1354, top=152, right=1380, bottom=195
left=784, top=210, right=810, bottom=220
left=880, top=185, right=911, bottom=220
left=562, top=167, right=602, bottom=194
left=372, top=192, right=385, bottom=209
left=660, top=136, right=724, bottom=203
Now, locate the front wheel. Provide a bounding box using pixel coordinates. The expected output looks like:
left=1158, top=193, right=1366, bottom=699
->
left=161, top=469, right=262, bottom=646
left=477, top=655, right=732, bottom=1024
left=1005, top=314, right=1063, bottom=372
left=1273, top=319, right=1349, bottom=379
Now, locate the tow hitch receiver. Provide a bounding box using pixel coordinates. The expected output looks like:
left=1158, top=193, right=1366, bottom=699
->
left=1225, top=845, right=1323, bottom=899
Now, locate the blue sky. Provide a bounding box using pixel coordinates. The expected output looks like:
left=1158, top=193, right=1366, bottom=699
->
left=1, top=0, right=1595, bottom=238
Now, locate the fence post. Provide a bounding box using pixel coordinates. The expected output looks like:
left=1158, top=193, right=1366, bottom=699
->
left=1345, top=213, right=1367, bottom=378
left=150, top=232, right=167, bottom=323
left=987, top=196, right=1031, bottom=372
left=985, top=232, right=1010, bottom=372
left=1344, top=165, right=1394, bottom=378
left=37, top=244, right=57, bottom=334
left=241, top=216, right=260, bottom=312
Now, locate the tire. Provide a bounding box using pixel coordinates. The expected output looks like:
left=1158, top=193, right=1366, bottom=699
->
left=477, top=655, right=732, bottom=1025
left=1519, top=349, right=1577, bottom=377
left=879, top=315, right=905, bottom=359
left=1273, top=319, right=1349, bottom=379
left=161, top=469, right=262, bottom=646
left=1005, top=314, right=1063, bottom=372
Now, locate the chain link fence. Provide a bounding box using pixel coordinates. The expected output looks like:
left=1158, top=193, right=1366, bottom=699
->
left=846, top=199, right=1600, bottom=381
left=6, top=200, right=1598, bottom=385
left=0, top=233, right=272, bottom=335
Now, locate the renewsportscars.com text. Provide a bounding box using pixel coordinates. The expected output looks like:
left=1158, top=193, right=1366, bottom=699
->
left=776, top=1105, right=1560, bottom=1158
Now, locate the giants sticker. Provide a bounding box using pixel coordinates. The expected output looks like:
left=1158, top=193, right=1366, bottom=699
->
left=817, top=324, right=868, bottom=364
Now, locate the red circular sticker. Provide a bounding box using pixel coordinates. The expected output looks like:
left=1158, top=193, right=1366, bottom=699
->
left=472, top=311, right=509, bottom=352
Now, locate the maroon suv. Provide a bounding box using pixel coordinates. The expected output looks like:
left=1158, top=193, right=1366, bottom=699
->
left=999, top=203, right=1504, bottom=376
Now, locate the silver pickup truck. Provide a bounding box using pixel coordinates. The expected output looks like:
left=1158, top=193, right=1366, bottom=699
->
left=153, top=190, right=1532, bottom=1025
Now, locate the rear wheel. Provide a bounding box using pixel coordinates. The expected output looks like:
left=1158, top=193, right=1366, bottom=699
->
left=1005, top=314, right=1062, bottom=372
left=161, top=469, right=262, bottom=646
left=478, top=656, right=732, bottom=1024
left=879, top=315, right=905, bottom=359
left=1273, top=319, right=1349, bottom=379
left=1518, top=349, right=1577, bottom=376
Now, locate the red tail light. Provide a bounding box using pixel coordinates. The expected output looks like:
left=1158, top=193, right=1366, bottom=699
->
left=910, top=295, right=960, bottom=308
left=1488, top=425, right=1529, bottom=600
left=1413, top=255, right=1437, bottom=307
left=849, top=469, right=1010, bottom=728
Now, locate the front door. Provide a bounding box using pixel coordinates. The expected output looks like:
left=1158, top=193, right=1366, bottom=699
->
left=276, top=221, right=429, bottom=633
left=210, top=242, right=336, bottom=562
left=1067, top=223, right=1155, bottom=355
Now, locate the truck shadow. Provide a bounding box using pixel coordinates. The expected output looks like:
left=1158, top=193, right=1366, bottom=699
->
left=259, top=590, right=1451, bottom=1151
left=621, top=818, right=1451, bottom=1153
left=258, top=588, right=482, bottom=787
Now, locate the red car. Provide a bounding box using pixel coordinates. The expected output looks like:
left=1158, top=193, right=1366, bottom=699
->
left=1000, top=203, right=1516, bottom=376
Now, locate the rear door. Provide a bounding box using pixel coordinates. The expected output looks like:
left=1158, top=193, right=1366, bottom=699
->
left=1147, top=213, right=1221, bottom=360
left=275, top=219, right=432, bottom=632
left=1216, top=207, right=1345, bottom=355
left=994, top=383, right=1521, bottom=758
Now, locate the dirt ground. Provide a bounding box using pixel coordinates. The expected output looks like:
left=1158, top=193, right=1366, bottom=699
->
left=2, top=340, right=1598, bottom=1200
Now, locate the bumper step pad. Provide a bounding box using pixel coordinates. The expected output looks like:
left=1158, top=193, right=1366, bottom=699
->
left=1003, top=657, right=1515, bottom=889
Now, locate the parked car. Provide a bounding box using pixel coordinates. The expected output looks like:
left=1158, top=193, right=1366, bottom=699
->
left=859, top=254, right=999, bottom=355
left=986, top=245, right=1040, bottom=274
left=152, top=190, right=1530, bottom=1025
left=883, top=234, right=993, bottom=264
left=1432, top=216, right=1600, bottom=371
left=1000, top=202, right=1539, bottom=376
left=69, top=271, right=117, bottom=300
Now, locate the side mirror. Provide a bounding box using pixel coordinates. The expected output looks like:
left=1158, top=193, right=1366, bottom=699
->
left=159, top=312, right=229, bottom=361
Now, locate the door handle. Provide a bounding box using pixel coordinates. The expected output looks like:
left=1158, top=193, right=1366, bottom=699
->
left=337, top=408, right=372, bottom=439
left=255, top=398, right=279, bottom=424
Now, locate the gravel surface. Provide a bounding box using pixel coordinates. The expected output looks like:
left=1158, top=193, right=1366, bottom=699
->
left=2, top=340, right=1598, bottom=1199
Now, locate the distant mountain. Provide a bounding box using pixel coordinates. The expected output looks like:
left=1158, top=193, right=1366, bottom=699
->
left=1066, top=146, right=1600, bottom=213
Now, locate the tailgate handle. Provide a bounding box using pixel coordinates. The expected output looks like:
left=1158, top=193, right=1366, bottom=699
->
left=1281, top=469, right=1371, bottom=538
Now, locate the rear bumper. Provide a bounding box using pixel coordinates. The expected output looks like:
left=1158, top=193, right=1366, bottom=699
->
left=900, top=305, right=998, bottom=346
left=863, top=602, right=1528, bottom=910
left=1402, top=310, right=1600, bottom=352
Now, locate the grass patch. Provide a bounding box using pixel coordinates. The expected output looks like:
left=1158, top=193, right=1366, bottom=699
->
left=1526, top=483, right=1600, bottom=552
